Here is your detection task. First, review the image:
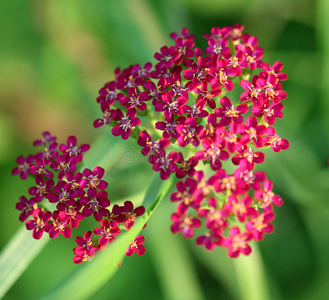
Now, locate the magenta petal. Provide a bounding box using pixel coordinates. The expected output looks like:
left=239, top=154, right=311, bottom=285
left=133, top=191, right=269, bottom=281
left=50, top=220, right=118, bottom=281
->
left=33, top=228, right=43, bottom=239
left=49, top=229, right=59, bottom=239
left=220, top=96, right=231, bottom=108
left=62, top=227, right=72, bottom=238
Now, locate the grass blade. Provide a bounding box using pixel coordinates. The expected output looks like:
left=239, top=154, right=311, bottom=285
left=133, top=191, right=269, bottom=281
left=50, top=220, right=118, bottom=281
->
left=0, top=225, right=49, bottom=299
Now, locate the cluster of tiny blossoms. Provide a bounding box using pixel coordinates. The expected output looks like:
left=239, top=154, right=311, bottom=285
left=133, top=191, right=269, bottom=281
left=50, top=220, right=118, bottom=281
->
left=12, top=132, right=146, bottom=263
left=94, top=24, right=289, bottom=257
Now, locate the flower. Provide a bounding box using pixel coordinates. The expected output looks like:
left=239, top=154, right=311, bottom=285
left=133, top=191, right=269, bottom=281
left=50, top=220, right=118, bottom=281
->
left=13, top=132, right=147, bottom=264
left=223, top=227, right=252, bottom=258
left=79, top=190, right=110, bottom=221
left=115, top=201, right=145, bottom=230
left=59, top=136, right=90, bottom=161
left=73, top=231, right=98, bottom=263
left=111, top=108, right=141, bottom=140
left=25, top=208, right=53, bottom=240
left=16, top=196, right=36, bottom=222
left=171, top=205, right=201, bottom=238
left=125, top=235, right=146, bottom=256
left=49, top=211, right=72, bottom=239
left=215, top=97, right=248, bottom=126
left=254, top=179, right=284, bottom=208
left=94, top=219, right=121, bottom=246
left=80, top=166, right=108, bottom=191
left=176, top=117, right=203, bottom=147
left=12, top=155, right=34, bottom=180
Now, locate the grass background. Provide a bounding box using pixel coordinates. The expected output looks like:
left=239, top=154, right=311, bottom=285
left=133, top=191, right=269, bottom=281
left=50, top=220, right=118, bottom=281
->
left=0, top=0, right=328, bottom=299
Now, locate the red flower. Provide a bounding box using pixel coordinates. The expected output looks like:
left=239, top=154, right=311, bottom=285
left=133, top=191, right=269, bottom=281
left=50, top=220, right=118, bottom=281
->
left=196, top=137, right=230, bottom=171
left=16, top=196, right=36, bottom=222
left=208, top=59, right=235, bottom=91
left=12, top=155, right=35, bottom=180
left=116, top=201, right=145, bottom=230
left=80, top=166, right=108, bottom=191
left=112, top=108, right=141, bottom=140
left=149, top=151, right=178, bottom=180
left=59, top=135, right=90, bottom=161
left=246, top=211, right=275, bottom=241
left=254, top=179, right=283, bottom=208
left=73, top=231, right=98, bottom=264
left=120, top=87, right=148, bottom=111
left=264, top=127, right=289, bottom=152
left=196, top=228, right=223, bottom=250
left=25, top=208, right=53, bottom=240
left=176, top=117, right=203, bottom=147
left=251, top=101, right=284, bottom=125
left=49, top=211, right=72, bottom=239
left=79, top=190, right=110, bottom=221
left=154, top=46, right=180, bottom=69
left=171, top=205, right=201, bottom=238
left=223, top=227, right=252, bottom=258
left=94, top=219, right=120, bottom=246
left=126, top=235, right=146, bottom=256
left=215, top=97, right=248, bottom=126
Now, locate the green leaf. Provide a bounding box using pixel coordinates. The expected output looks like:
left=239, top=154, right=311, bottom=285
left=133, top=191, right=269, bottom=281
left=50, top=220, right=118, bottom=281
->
left=0, top=225, right=49, bottom=299
left=40, top=174, right=174, bottom=300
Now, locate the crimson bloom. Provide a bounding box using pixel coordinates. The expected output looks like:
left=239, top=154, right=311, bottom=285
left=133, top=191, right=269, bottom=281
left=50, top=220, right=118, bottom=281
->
left=126, top=235, right=146, bottom=256
left=112, top=108, right=141, bottom=140
left=25, top=208, right=53, bottom=240
left=215, top=97, right=248, bottom=126
left=222, top=227, right=252, bottom=258
left=12, top=155, right=34, bottom=180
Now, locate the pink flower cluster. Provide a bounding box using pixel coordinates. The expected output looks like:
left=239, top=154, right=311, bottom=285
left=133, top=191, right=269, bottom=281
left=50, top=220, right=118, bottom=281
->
left=94, top=25, right=289, bottom=257
left=12, top=132, right=145, bottom=263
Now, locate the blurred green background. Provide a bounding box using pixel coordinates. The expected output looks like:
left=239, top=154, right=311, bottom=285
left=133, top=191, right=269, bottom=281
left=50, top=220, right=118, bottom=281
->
left=1, top=0, right=328, bottom=299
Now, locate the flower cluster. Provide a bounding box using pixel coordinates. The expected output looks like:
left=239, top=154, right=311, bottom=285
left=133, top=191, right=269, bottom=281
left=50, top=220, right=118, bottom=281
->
left=12, top=132, right=145, bottom=263
left=94, top=25, right=289, bottom=257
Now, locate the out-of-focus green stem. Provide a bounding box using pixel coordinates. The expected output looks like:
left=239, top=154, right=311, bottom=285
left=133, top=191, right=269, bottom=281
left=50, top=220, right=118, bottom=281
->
left=233, top=242, right=271, bottom=300
left=316, top=0, right=329, bottom=138
left=148, top=202, right=205, bottom=300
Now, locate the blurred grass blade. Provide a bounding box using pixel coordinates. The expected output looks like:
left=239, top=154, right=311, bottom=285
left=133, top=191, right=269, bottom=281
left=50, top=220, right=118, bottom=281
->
left=0, top=225, right=49, bottom=299
left=233, top=242, right=271, bottom=300
left=148, top=202, right=205, bottom=300
left=317, top=0, right=329, bottom=138
left=40, top=174, right=174, bottom=300
left=192, top=246, right=240, bottom=299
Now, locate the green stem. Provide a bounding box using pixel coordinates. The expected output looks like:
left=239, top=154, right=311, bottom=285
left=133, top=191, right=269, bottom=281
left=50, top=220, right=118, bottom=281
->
left=233, top=242, right=271, bottom=300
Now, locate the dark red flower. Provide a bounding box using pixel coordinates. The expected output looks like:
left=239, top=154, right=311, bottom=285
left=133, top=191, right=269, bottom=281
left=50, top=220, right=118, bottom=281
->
left=222, top=227, right=252, bottom=258
left=176, top=117, right=203, bottom=147
left=25, top=208, right=53, bottom=240
left=12, top=155, right=34, bottom=180
left=112, top=108, right=141, bottom=140
left=171, top=205, right=201, bottom=238
left=125, top=235, right=146, bottom=256
left=94, top=219, right=121, bottom=246
left=80, top=166, right=108, bottom=191
left=16, top=196, right=36, bottom=222
left=215, top=97, right=248, bottom=126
